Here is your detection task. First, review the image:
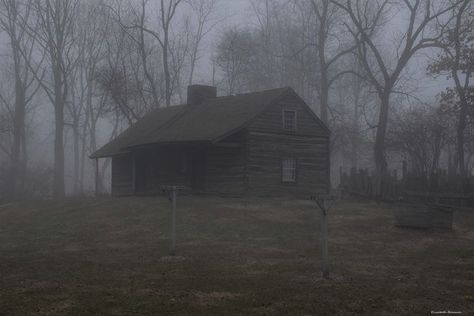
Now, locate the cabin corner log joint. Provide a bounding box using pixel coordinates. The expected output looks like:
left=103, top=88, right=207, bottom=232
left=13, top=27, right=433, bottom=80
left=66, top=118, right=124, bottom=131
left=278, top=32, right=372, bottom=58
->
left=91, top=85, right=330, bottom=197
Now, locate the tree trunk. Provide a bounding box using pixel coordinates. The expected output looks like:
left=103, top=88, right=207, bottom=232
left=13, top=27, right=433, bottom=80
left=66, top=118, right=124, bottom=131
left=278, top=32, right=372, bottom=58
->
left=79, top=125, right=87, bottom=194
left=9, top=35, right=27, bottom=198
left=138, top=10, right=159, bottom=108
left=451, top=69, right=469, bottom=192
left=456, top=104, right=468, bottom=191
left=19, top=125, right=27, bottom=193
left=350, top=80, right=361, bottom=169
left=319, top=70, right=328, bottom=124
left=317, top=2, right=328, bottom=125
left=53, top=68, right=65, bottom=198
left=73, top=123, right=80, bottom=195
left=10, top=82, right=26, bottom=198
left=163, top=33, right=171, bottom=107
left=374, top=91, right=390, bottom=198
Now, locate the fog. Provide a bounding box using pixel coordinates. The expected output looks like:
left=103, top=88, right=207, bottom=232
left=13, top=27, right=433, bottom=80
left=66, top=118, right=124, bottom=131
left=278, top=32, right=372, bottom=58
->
left=0, top=1, right=473, bottom=314
left=0, top=0, right=472, bottom=199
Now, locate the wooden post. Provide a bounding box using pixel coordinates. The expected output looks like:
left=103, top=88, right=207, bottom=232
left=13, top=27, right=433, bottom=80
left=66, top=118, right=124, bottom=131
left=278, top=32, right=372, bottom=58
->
left=95, top=158, right=99, bottom=197
left=170, top=187, right=177, bottom=256
left=131, top=152, right=136, bottom=194
left=312, top=195, right=331, bottom=278
left=161, top=185, right=185, bottom=256
left=320, top=200, right=329, bottom=278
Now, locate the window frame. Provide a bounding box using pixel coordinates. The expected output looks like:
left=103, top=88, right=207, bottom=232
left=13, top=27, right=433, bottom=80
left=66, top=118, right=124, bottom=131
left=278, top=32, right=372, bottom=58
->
left=282, top=109, right=297, bottom=132
left=281, top=157, right=297, bottom=183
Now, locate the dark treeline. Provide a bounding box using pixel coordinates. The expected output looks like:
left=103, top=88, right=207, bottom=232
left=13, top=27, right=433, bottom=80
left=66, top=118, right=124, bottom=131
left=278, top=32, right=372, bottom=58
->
left=0, top=0, right=472, bottom=199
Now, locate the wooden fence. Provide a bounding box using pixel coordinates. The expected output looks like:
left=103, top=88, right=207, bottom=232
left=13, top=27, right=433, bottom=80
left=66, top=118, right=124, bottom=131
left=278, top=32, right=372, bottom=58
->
left=339, top=167, right=474, bottom=209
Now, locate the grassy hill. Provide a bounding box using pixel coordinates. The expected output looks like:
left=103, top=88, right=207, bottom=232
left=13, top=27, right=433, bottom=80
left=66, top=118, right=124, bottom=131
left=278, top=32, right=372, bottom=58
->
left=0, top=196, right=473, bottom=315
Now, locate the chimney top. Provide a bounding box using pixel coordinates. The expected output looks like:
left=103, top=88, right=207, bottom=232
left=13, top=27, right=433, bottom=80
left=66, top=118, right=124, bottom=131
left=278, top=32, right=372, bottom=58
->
left=187, top=85, right=217, bottom=105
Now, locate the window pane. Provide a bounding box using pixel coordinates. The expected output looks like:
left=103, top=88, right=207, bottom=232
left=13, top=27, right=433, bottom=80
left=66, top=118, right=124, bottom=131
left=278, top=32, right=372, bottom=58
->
left=283, top=110, right=296, bottom=131
left=282, top=158, right=296, bottom=182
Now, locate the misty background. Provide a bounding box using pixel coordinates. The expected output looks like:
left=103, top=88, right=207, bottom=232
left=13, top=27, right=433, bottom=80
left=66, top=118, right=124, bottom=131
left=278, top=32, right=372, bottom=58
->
left=0, top=0, right=472, bottom=198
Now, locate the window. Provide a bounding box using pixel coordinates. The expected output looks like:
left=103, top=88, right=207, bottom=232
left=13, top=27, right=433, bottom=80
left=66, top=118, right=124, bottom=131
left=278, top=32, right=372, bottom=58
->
left=282, top=110, right=296, bottom=131
left=282, top=158, right=297, bottom=182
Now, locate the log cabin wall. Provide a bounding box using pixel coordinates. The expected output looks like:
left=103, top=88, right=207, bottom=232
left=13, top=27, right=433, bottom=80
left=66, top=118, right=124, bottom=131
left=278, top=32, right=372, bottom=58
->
left=111, top=153, right=134, bottom=196
left=246, top=97, right=330, bottom=197
left=135, top=146, right=191, bottom=194
left=205, top=131, right=247, bottom=195
left=109, top=94, right=329, bottom=198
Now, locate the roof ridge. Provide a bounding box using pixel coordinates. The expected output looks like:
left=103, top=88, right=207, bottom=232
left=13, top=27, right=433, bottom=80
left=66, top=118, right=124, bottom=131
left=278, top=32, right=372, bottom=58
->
left=208, top=87, right=289, bottom=101
left=91, top=86, right=326, bottom=158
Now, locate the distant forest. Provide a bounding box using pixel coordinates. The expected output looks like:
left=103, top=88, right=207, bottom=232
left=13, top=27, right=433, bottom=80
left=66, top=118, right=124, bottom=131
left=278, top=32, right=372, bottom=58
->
left=0, top=0, right=472, bottom=198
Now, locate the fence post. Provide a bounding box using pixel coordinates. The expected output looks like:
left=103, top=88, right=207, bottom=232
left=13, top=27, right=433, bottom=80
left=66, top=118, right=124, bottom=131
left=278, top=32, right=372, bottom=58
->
left=170, top=187, right=177, bottom=256
left=320, top=200, right=329, bottom=278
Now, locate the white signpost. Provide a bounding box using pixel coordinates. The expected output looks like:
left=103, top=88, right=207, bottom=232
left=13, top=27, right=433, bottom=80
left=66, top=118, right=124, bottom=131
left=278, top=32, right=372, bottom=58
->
left=160, top=185, right=186, bottom=256
left=311, top=194, right=335, bottom=278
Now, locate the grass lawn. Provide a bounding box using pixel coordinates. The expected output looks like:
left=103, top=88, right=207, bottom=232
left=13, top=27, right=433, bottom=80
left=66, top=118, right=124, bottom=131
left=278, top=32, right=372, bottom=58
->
left=0, top=196, right=473, bottom=315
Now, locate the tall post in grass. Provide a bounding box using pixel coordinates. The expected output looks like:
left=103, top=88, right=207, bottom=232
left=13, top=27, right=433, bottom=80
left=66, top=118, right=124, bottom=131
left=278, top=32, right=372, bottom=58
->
left=170, top=188, right=177, bottom=256
left=312, top=195, right=330, bottom=278
left=161, top=185, right=185, bottom=256
left=320, top=200, right=329, bottom=278
left=132, top=153, right=136, bottom=194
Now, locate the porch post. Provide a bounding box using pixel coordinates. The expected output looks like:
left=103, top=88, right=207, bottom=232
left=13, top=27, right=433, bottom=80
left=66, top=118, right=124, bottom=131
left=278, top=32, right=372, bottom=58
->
left=95, top=158, right=99, bottom=197
left=132, top=152, right=136, bottom=194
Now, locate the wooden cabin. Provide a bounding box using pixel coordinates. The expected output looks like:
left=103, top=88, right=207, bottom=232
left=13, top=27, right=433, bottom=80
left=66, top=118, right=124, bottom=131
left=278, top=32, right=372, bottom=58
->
left=91, top=85, right=330, bottom=197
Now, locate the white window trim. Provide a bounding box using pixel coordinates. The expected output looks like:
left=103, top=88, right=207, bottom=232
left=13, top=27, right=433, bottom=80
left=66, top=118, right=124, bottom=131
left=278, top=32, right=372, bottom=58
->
left=282, top=109, right=297, bottom=131
left=282, top=157, right=297, bottom=183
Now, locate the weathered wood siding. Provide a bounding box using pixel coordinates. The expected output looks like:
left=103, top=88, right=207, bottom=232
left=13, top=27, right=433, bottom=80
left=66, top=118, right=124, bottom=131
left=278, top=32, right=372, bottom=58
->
left=205, top=131, right=247, bottom=195
left=136, top=146, right=191, bottom=194
left=246, top=98, right=329, bottom=197
left=111, top=153, right=134, bottom=196
left=110, top=94, right=329, bottom=198
left=248, top=95, right=326, bottom=137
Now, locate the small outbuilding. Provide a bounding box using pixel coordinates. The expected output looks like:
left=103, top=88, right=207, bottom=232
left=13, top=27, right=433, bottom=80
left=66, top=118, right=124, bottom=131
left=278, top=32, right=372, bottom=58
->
left=91, top=85, right=330, bottom=197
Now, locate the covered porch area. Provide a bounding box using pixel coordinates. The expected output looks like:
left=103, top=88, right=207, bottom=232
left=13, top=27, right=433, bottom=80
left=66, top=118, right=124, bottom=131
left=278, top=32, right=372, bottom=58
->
left=108, top=143, right=209, bottom=196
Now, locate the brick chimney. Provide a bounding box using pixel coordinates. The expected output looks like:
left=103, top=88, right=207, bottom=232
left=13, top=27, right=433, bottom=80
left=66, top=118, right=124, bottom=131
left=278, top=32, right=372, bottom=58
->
left=187, top=85, right=217, bottom=105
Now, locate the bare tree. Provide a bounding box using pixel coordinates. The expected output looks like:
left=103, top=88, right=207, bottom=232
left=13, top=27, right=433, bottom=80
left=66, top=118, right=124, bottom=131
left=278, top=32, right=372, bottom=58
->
left=249, top=0, right=320, bottom=102
left=65, top=1, right=111, bottom=194
left=388, top=105, right=450, bottom=180
left=334, top=0, right=461, bottom=196
left=108, top=0, right=194, bottom=108
left=331, top=54, right=375, bottom=170
left=96, top=22, right=144, bottom=125
left=0, top=0, right=42, bottom=198
left=24, top=0, right=79, bottom=198
left=308, top=0, right=356, bottom=124
left=214, top=27, right=254, bottom=94
left=428, top=0, right=473, bottom=190
left=187, top=0, right=218, bottom=85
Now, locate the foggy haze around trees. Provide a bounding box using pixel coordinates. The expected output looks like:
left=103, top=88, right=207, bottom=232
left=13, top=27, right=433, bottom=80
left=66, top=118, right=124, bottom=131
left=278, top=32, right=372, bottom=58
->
left=0, top=0, right=472, bottom=199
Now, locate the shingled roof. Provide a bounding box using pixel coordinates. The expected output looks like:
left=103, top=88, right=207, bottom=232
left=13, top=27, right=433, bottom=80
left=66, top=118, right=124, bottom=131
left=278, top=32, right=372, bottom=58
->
left=91, top=87, right=322, bottom=158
